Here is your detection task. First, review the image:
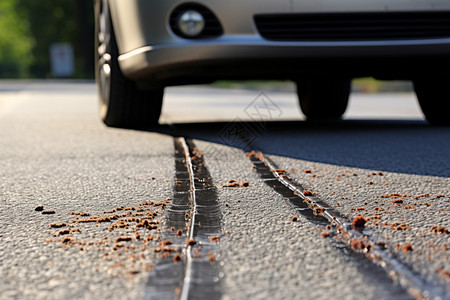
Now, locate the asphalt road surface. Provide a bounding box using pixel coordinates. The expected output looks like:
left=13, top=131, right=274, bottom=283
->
left=0, top=80, right=449, bottom=300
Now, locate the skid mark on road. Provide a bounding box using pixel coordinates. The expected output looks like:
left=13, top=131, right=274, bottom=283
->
left=146, top=138, right=222, bottom=300
left=247, top=150, right=447, bottom=300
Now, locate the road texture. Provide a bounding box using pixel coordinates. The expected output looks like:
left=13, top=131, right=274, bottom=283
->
left=0, top=80, right=448, bottom=299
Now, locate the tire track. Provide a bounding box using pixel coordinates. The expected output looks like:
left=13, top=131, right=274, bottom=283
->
left=146, top=138, right=222, bottom=300
left=247, top=150, right=447, bottom=300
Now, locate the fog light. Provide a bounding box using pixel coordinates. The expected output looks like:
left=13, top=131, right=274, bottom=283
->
left=178, top=10, right=205, bottom=37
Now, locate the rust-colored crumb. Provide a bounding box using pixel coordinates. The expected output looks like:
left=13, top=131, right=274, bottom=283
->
left=35, top=206, right=44, bottom=211
left=303, top=190, right=314, bottom=196
left=435, top=194, right=445, bottom=198
left=313, top=206, right=325, bottom=216
left=209, top=235, right=220, bottom=242
left=351, top=239, right=370, bottom=252
left=57, top=229, right=71, bottom=236
left=187, top=239, right=197, bottom=246
left=241, top=181, right=250, bottom=187
left=115, top=237, right=132, bottom=243
left=304, top=169, right=312, bottom=174
left=221, top=182, right=240, bottom=188
left=291, top=216, right=299, bottom=222
left=378, top=193, right=411, bottom=198
left=391, top=199, right=404, bottom=204
left=403, top=243, right=413, bottom=253
left=60, top=237, right=72, bottom=244
left=176, top=229, right=183, bottom=236
left=42, top=210, right=56, bottom=215
left=70, top=212, right=90, bottom=216
left=273, top=169, right=286, bottom=173
left=352, top=216, right=367, bottom=227
left=113, top=243, right=125, bottom=251
left=321, top=232, right=331, bottom=238
left=326, top=225, right=332, bottom=230
left=49, top=223, right=67, bottom=228
left=393, top=223, right=411, bottom=231
left=208, top=256, right=216, bottom=262
left=160, top=240, right=174, bottom=247
left=170, top=227, right=175, bottom=231
left=246, top=151, right=256, bottom=157
left=430, top=226, right=449, bottom=234
left=173, top=253, right=182, bottom=264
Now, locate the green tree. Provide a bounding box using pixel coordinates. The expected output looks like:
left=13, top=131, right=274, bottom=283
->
left=16, top=0, right=94, bottom=78
left=0, top=0, right=34, bottom=77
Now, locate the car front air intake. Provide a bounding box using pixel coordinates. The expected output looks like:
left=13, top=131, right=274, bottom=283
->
left=254, top=12, right=450, bottom=41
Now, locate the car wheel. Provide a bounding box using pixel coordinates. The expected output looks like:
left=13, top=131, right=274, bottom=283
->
left=413, top=78, right=450, bottom=126
left=295, top=78, right=351, bottom=120
left=95, top=0, right=163, bottom=128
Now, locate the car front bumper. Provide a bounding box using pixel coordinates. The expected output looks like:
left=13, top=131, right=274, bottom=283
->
left=109, top=0, right=450, bottom=84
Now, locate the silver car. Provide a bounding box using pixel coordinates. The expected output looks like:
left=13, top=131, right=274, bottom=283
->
left=95, top=0, right=450, bottom=127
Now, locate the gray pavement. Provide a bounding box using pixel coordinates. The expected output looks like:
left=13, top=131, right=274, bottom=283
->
left=0, top=81, right=448, bottom=299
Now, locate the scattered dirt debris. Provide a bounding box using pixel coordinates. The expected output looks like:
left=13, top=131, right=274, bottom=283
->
left=49, top=223, right=67, bottom=228
left=42, top=210, right=56, bottom=215
left=176, top=229, right=183, bottom=236
left=173, top=253, right=182, bottom=264
left=391, top=199, right=404, bottom=204
left=291, top=216, right=299, bottom=222
left=377, top=193, right=411, bottom=198
left=352, top=216, right=367, bottom=228
left=70, top=212, right=90, bottom=216
left=57, top=229, right=71, bottom=236
left=403, top=243, right=413, bottom=253
left=222, top=179, right=250, bottom=188
left=45, top=199, right=171, bottom=279
left=35, top=206, right=44, bottom=212
left=241, top=181, right=250, bottom=187
left=160, top=240, right=173, bottom=247
left=321, top=232, right=331, bottom=238
left=208, top=256, right=216, bottom=262
left=303, top=169, right=312, bottom=174
left=187, top=239, right=197, bottom=246
left=303, top=190, right=314, bottom=196
left=221, top=180, right=240, bottom=188
left=351, top=239, right=371, bottom=252
left=313, top=206, right=325, bottom=216
left=430, top=226, right=449, bottom=234
left=246, top=150, right=256, bottom=157
left=115, top=237, right=133, bottom=243
left=209, top=235, right=220, bottom=242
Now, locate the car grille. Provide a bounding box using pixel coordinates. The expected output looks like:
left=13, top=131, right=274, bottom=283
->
left=254, top=12, right=450, bottom=41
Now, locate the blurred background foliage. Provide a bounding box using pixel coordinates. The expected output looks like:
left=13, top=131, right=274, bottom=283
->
left=0, top=0, right=93, bottom=78
left=0, top=0, right=411, bottom=92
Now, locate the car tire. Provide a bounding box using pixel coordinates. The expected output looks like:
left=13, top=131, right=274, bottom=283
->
left=413, top=78, right=450, bottom=126
left=95, top=0, right=163, bottom=128
left=296, top=78, right=351, bottom=120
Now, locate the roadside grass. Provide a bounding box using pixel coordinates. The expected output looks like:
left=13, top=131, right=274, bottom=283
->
left=211, top=78, right=413, bottom=93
